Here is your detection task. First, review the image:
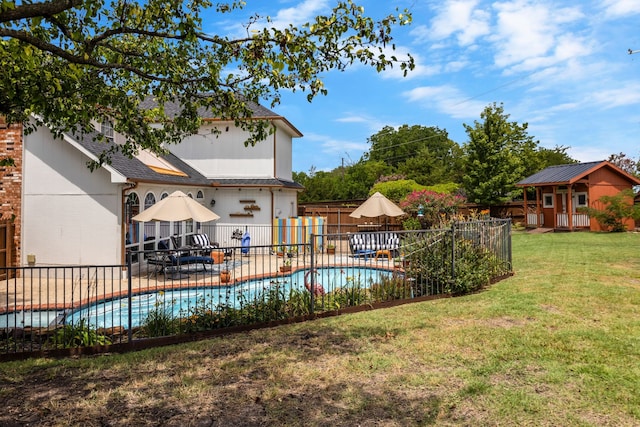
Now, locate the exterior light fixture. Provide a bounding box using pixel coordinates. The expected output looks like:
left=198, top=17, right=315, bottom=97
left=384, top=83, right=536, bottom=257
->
left=417, top=204, right=424, bottom=217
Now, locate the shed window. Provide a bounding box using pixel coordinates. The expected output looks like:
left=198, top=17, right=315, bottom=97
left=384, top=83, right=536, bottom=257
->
left=543, top=193, right=554, bottom=208
left=574, top=192, right=588, bottom=208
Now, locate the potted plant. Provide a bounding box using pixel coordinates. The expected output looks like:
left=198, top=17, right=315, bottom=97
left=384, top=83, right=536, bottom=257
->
left=279, top=258, right=292, bottom=273
left=220, top=261, right=231, bottom=283
left=287, top=246, right=298, bottom=258
left=326, top=243, right=336, bottom=255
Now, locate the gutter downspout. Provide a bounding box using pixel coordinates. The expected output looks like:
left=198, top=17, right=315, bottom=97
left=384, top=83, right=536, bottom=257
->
left=122, top=182, right=138, bottom=267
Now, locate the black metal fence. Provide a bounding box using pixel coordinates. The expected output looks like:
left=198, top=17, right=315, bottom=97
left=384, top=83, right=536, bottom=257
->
left=0, top=219, right=512, bottom=359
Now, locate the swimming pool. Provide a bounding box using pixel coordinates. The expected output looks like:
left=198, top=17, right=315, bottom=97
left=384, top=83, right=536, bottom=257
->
left=60, top=266, right=393, bottom=330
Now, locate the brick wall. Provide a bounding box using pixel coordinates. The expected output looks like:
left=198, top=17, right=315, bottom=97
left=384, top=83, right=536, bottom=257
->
left=0, top=117, right=22, bottom=266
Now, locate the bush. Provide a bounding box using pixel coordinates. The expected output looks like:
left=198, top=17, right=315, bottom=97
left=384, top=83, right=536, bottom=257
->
left=140, top=302, right=180, bottom=337
left=369, top=272, right=412, bottom=302
left=579, top=189, right=640, bottom=232
left=48, top=319, right=111, bottom=348
left=370, top=179, right=426, bottom=202
left=407, top=230, right=502, bottom=296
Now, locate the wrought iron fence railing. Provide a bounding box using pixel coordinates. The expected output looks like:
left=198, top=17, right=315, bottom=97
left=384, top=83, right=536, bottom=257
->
left=1, top=219, right=512, bottom=358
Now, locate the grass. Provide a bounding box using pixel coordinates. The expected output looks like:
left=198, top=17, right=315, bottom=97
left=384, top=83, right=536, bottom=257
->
left=1, top=232, right=640, bottom=426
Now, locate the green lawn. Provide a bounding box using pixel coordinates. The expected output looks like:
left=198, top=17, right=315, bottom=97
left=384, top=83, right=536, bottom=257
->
left=1, top=232, right=639, bottom=426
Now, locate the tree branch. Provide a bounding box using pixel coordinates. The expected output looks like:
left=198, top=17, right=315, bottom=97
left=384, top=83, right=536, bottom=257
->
left=0, top=0, right=82, bottom=23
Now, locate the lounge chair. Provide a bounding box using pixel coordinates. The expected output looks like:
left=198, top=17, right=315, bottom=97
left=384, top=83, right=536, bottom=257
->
left=147, top=239, right=215, bottom=278
left=189, top=233, right=233, bottom=258
left=189, top=233, right=217, bottom=252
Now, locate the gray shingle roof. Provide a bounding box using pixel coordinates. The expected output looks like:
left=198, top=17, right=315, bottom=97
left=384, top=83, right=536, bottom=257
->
left=138, top=96, right=281, bottom=120
left=67, top=130, right=303, bottom=189
left=517, top=161, right=605, bottom=186
left=211, top=178, right=304, bottom=190
left=69, top=130, right=210, bottom=185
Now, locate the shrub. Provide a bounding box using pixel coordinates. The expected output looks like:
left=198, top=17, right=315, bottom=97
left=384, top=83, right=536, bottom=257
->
left=48, top=319, right=111, bottom=348
left=140, top=301, right=180, bottom=337
left=579, top=189, right=640, bottom=232
left=407, top=229, right=502, bottom=296
left=370, top=179, right=426, bottom=202
left=400, top=190, right=466, bottom=228
left=369, top=272, right=412, bottom=302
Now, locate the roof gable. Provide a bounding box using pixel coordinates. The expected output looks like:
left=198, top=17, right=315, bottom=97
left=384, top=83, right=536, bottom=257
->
left=65, top=130, right=211, bottom=186
left=139, top=96, right=303, bottom=138
left=517, top=161, right=640, bottom=187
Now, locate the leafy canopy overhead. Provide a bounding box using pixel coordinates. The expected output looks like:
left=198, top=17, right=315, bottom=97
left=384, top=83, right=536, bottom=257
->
left=0, top=0, right=413, bottom=162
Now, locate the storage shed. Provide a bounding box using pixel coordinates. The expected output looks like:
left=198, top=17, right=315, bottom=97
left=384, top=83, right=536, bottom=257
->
left=516, top=161, right=640, bottom=231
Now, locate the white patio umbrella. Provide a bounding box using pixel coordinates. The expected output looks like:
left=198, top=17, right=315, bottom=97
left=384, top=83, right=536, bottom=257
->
left=132, top=190, right=220, bottom=223
left=349, top=192, right=405, bottom=218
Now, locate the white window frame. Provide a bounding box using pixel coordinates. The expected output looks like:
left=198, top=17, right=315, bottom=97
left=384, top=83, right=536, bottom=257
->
left=573, top=192, right=588, bottom=211
left=101, top=120, right=114, bottom=141
left=543, top=193, right=554, bottom=208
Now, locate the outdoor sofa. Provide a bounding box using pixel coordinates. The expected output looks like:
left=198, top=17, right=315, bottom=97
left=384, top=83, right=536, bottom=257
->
left=348, top=231, right=400, bottom=258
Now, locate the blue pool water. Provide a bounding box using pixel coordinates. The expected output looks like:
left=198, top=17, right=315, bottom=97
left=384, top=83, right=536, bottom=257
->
left=55, top=266, right=392, bottom=330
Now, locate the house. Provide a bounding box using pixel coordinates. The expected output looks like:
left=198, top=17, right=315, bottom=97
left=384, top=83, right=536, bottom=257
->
left=516, top=161, right=640, bottom=231
left=0, top=100, right=303, bottom=268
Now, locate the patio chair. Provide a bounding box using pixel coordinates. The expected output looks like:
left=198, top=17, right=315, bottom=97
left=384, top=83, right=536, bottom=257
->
left=146, top=240, right=173, bottom=278
left=189, top=233, right=233, bottom=259
left=190, top=233, right=216, bottom=252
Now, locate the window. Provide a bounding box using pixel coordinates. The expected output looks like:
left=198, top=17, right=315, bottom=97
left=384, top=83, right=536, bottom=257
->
left=543, top=193, right=554, bottom=208
left=574, top=192, right=588, bottom=208
left=101, top=120, right=114, bottom=141
left=144, top=192, right=156, bottom=210
left=135, top=149, right=187, bottom=177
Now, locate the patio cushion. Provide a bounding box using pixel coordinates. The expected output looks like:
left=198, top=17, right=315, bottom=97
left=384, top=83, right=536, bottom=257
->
left=349, top=232, right=400, bottom=254
left=190, top=233, right=217, bottom=250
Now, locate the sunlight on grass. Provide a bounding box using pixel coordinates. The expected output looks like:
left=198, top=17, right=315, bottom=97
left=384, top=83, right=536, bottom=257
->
left=1, top=232, right=639, bottom=425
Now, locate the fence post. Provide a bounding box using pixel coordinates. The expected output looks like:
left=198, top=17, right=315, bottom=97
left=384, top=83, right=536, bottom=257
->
left=310, top=234, right=316, bottom=315
left=451, top=222, right=456, bottom=284
left=507, top=219, right=512, bottom=271
left=127, top=251, right=133, bottom=344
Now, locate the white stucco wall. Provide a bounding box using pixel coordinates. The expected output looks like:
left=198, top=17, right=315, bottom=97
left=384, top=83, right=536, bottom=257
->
left=169, top=123, right=279, bottom=179
left=23, top=127, right=122, bottom=265
left=274, top=126, right=293, bottom=181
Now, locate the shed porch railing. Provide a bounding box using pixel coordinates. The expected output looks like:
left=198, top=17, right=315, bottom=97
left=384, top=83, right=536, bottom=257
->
left=526, top=213, right=544, bottom=226
left=556, top=213, right=590, bottom=228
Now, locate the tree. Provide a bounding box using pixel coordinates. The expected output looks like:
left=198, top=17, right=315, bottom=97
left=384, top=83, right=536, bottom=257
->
left=462, top=103, right=539, bottom=205
left=608, top=153, right=640, bottom=177
left=0, top=1, right=413, bottom=164
left=370, top=179, right=425, bottom=202
left=535, top=145, right=577, bottom=170
left=365, top=125, right=463, bottom=185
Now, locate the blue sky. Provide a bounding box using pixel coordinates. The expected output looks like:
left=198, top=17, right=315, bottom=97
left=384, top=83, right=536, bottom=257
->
left=215, top=1, right=640, bottom=174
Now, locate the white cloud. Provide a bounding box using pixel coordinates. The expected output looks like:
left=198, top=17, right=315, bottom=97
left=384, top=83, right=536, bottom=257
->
left=403, top=85, right=488, bottom=119
left=303, top=132, right=369, bottom=155
left=268, top=0, right=330, bottom=29
left=335, top=115, right=369, bottom=124
left=602, top=0, right=640, bottom=17
left=590, top=83, right=640, bottom=108
left=427, top=0, right=491, bottom=46
left=491, top=1, right=587, bottom=72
